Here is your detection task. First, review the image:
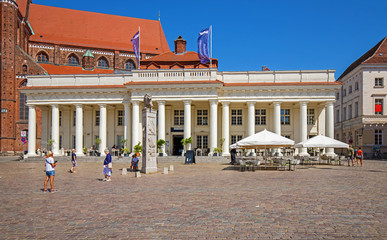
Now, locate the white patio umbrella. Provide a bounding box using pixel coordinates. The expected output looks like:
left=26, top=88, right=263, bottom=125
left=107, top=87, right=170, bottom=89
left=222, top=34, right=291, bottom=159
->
left=233, top=129, right=295, bottom=168
left=295, top=134, right=349, bottom=148
left=235, top=129, right=295, bottom=149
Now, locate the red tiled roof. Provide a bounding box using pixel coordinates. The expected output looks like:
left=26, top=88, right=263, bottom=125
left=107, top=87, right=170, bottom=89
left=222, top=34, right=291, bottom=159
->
left=39, top=63, right=114, bottom=75
left=15, top=0, right=28, bottom=17
left=338, top=36, right=387, bottom=80
left=28, top=4, right=170, bottom=54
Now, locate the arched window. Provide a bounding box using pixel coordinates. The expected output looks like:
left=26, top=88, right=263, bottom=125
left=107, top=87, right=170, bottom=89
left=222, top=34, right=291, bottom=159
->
left=124, top=60, right=136, bottom=70
left=36, top=52, right=49, bottom=63
left=19, top=81, right=28, bottom=120
left=68, top=54, right=80, bottom=65
left=97, top=57, right=109, bottom=68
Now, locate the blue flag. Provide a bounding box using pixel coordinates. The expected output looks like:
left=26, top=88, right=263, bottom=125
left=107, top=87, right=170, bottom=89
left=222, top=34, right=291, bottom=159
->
left=197, top=27, right=210, bottom=64
left=131, top=31, right=140, bottom=67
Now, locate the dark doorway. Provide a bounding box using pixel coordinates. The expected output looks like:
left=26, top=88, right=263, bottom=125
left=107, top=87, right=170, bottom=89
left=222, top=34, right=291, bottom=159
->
left=173, top=135, right=184, bottom=156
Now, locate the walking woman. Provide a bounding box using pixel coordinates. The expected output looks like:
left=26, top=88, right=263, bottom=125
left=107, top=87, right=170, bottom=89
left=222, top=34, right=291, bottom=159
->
left=44, top=151, right=58, bottom=192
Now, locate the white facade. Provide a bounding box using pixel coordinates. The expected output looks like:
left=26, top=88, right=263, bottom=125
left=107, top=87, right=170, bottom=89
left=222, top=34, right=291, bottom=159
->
left=334, top=64, right=387, bottom=158
left=23, top=68, right=340, bottom=157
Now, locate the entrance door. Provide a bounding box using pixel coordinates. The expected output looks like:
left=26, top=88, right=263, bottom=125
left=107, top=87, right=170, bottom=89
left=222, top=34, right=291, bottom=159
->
left=173, top=135, right=184, bottom=156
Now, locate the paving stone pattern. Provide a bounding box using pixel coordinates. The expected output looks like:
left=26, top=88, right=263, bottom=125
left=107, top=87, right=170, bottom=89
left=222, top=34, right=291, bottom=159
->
left=0, top=160, right=386, bottom=239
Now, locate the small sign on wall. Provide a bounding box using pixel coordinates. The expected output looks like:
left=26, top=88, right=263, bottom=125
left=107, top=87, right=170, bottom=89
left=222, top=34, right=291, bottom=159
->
left=21, top=131, right=27, bottom=137
left=1, top=109, right=7, bottom=113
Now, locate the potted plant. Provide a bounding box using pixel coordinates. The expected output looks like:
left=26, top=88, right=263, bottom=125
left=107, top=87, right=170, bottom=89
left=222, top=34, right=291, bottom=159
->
left=213, top=147, right=222, bottom=156
left=95, top=138, right=101, bottom=156
left=83, top=148, right=87, bottom=155
left=123, top=148, right=130, bottom=157
left=121, top=139, right=128, bottom=148
left=220, top=138, right=225, bottom=149
left=157, top=139, right=166, bottom=156
left=134, top=142, right=142, bottom=156
left=180, top=137, right=192, bottom=155
left=47, top=139, right=55, bottom=151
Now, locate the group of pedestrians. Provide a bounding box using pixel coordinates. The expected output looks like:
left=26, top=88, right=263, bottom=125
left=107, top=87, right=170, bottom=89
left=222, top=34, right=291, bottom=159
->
left=346, top=145, right=364, bottom=167
left=42, top=148, right=140, bottom=192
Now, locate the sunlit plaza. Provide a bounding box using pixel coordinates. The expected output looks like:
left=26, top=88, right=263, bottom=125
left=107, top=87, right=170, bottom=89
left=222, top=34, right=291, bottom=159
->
left=0, top=158, right=386, bottom=239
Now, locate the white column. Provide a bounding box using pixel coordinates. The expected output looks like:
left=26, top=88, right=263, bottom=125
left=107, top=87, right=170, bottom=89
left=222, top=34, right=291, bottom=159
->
left=209, top=100, right=218, bottom=155
left=51, top=104, right=60, bottom=155
left=273, top=101, right=282, bottom=156
left=273, top=101, right=281, bottom=135
left=326, top=101, right=335, bottom=156
left=247, top=101, right=256, bottom=156
left=124, top=103, right=131, bottom=149
left=183, top=100, right=192, bottom=150
left=27, top=105, right=37, bottom=157
left=222, top=101, right=230, bottom=156
left=158, top=101, right=166, bottom=155
left=299, top=101, right=309, bottom=156
left=75, top=104, right=84, bottom=156
left=131, top=100, right=139, bottom=152
left=99, top=104, right=107, bottom=156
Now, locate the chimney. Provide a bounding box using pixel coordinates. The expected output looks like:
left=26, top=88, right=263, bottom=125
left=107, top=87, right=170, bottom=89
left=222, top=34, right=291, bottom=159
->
left=174, top=36, right=186, bottom=54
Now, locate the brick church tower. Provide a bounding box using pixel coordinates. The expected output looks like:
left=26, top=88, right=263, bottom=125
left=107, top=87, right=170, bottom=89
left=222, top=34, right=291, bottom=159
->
left=0, top=0, right=45, bottom=155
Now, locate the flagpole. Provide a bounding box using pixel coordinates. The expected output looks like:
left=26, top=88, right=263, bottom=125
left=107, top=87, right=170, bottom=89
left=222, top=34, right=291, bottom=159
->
left=210, top=25, right=212, bottom=69
left=138, top=26, right=141, bottom=69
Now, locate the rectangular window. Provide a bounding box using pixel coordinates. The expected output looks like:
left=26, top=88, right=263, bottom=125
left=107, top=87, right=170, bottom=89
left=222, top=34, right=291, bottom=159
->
left=73, top=111, right=76, bottom=126
left=72, top=135, right=76, bottom=149
left=375, top=130, right=383, bottom=145
left=355, top=102, right=359, bottom=117
left=197, top=110, right=208, bottom=125
left=375, top=99, right=383, bottom=115
left=255, top=109, right=266, bottom=125
left=307, top=109, right=315, bottom=125
left=281, top=109, right=290, bottom=125
left=174, top=110, right=184, bottom=125
left=375, top=78, right=384, bottom=87
left=355, top=82, right=359, bottom=90
left=96, top=110, right=100, bottom=126
left=343, top=107, right=346, bottom=121
left=231, top=109, right=243, bottom=125
left=348, top=105, right=352, bottom=120
left=117, top=110, right=123, bottom=126
left=349, top=85, right=352, bottom=94
left=336, top=109, right=340, bottom=123
left=231, top=135, right=243, bottom=144
left=19, top=92, right=28, bottom=121
left=336, top=92, right=339, bottom=100
left=59, top=111, right=62, bottom=126
left=196, top=135, right=208, bottom=149
left=343, top=89, right=347, bottom=97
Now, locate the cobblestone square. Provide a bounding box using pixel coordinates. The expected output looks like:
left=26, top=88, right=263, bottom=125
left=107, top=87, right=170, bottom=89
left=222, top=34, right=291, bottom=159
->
left=0, top=159, right=386, bottom=239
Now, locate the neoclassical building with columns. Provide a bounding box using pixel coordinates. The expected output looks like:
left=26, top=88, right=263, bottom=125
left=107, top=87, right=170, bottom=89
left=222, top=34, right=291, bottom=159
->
left=22, top=68, right=341, bottom=157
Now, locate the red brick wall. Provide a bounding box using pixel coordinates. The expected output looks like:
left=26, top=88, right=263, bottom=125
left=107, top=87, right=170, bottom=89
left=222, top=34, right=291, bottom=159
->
left=0, top=1, right=45, bottom=155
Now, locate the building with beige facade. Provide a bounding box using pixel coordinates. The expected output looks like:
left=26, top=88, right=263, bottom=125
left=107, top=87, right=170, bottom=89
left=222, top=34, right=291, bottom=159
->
left=334, top=36, right=387, bottom=159
left=22, top=66, right=340, bottom=157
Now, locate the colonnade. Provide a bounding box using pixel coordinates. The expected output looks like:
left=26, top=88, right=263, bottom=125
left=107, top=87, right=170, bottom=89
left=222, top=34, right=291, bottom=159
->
left=26, top=100, right=335, bottom=157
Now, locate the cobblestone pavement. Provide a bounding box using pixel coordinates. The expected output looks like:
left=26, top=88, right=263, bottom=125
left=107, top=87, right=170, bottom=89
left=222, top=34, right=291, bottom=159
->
left=0, top=159, right=386, bottom=239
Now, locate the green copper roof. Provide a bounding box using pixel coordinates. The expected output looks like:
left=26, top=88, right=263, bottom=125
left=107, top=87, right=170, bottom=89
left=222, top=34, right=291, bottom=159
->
left=83, top=49, right=94, bottom=57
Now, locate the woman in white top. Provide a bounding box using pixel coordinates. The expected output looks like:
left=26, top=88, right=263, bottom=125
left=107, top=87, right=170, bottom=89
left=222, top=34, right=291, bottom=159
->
left=44, top=151, right=58, bottom=192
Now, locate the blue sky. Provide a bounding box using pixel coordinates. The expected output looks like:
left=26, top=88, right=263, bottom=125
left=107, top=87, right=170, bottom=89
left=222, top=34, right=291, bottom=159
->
left=33, top=0, right=387, bottom=78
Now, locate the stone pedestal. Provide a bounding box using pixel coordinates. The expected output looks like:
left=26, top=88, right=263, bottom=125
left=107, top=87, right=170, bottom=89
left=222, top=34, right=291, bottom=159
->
left=141, top=108, right=158, bottom=174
